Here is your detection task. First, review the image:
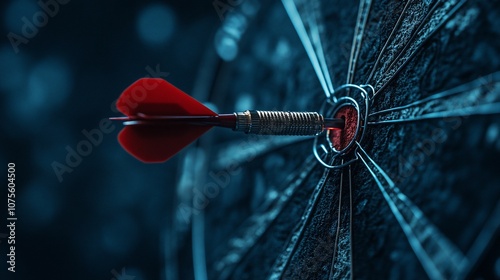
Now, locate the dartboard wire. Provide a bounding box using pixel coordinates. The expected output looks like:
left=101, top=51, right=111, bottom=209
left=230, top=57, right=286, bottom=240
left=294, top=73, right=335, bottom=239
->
left=368, top=0, right=441, bottom=88
left=364, top=0, right=467, bottom=98
left=369, top=103, right=500, bottom=125
left=268, top=166, right=332, bottom=279
left=328, top=159, right=344, bottom=279
left=367, top=72, right=500, bottom=125
left=369, top=72, right=500, bottom=117
left=356, top=142, right=469, bottom=280
left=327, top=159, right=354, bottom=280
left=380, top=0, right=441, bottom=76
left=373, top=0, right=467, bottom=97
left=282, top=0, right=333, bottom=98
left=365, top=0, right=411, bottom=84
left=346, top=0, right=372, bottom=85
left=348, top=164, right=354, bottom=280
left=213, top=136, right=314, bottom=170
left=214, top=156, right=318, bottom=280
left=461, top=201, right=500, bottom=279
left=303, top=0, right=335, bottom=96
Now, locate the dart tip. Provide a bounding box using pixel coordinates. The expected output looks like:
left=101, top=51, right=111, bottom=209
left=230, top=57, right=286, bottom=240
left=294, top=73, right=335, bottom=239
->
left=324, top=118, right=345, bottom=130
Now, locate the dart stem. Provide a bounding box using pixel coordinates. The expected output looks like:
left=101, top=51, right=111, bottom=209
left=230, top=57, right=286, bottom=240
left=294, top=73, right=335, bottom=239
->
left=110, top=114, right=237, bottom=128
left=324, top=118, right=345, bottom=130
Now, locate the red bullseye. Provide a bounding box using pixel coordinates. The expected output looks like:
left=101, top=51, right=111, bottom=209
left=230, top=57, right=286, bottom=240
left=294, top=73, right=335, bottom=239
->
left=329, top=105, right=358, bottom=151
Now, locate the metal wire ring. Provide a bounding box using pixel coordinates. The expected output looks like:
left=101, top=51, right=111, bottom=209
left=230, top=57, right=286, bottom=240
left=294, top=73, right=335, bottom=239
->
left=313, top=84, right=371, bottom=169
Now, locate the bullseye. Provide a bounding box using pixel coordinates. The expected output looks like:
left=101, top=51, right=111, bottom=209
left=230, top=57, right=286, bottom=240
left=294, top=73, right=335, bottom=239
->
left=313, top=83, right=370, bottom=169
left=329, top=105, right=359, bottom=151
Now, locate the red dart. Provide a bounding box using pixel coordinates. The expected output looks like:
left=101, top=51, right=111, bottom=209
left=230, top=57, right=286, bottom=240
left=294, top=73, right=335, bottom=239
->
left=111, top=78, right=344, bottom=163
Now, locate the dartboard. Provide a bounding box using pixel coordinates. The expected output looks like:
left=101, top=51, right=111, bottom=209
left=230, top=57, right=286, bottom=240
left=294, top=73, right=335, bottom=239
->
left=168, top=0, right=500, bottom=279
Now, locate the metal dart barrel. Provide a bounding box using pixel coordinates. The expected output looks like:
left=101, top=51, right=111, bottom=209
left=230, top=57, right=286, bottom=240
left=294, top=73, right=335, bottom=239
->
left=234, top=110, right=344, bottom=135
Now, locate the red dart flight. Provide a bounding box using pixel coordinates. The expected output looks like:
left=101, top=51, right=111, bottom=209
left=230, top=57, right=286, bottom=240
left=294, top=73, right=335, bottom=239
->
left=113, top=78, right=221, bottom=163
left=111, top=78, right=344, bottom=163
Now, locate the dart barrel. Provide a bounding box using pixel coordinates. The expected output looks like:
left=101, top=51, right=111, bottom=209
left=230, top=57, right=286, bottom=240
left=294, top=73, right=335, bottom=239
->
left=235, top=110, right=325, bottom=135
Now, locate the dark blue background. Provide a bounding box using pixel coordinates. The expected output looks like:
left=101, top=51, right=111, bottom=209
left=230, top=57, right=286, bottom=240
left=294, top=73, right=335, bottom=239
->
left=0, top=0, right=220, bottom=279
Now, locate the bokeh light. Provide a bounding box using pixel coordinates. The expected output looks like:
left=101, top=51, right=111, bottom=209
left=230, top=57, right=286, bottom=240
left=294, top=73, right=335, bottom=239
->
left=101, top=214, right=139, bottom=255
left=136, top=3, right=176, bottom=47
left=4, top=0, right=38, bottom=33
left=0, top=46, right=27, bottom=93
left=18, top=182, right=60, bottom=228
left=7, top=56, right=72, bottom=129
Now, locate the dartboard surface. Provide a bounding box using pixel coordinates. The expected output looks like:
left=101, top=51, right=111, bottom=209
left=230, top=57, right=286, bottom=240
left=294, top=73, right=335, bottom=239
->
left=172, top=0, right=500, bottom=279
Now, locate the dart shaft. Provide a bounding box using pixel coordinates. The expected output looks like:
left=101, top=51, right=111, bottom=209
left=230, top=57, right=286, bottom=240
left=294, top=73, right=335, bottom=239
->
left=111, top=114, right=237, bottom=128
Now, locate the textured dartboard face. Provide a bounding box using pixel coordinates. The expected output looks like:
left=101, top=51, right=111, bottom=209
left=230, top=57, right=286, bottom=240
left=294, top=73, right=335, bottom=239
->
left=175, top=0, right=500, bottom=279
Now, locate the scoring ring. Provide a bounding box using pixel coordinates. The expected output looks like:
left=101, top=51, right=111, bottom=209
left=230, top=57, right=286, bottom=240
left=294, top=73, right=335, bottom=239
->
left=313, top=84, right=371, bottom=169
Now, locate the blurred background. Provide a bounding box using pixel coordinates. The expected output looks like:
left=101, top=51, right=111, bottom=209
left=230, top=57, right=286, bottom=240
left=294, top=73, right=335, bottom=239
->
left=0, top=0, right=219, bottom=279
left=2, top=0, right=499, bottom=279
